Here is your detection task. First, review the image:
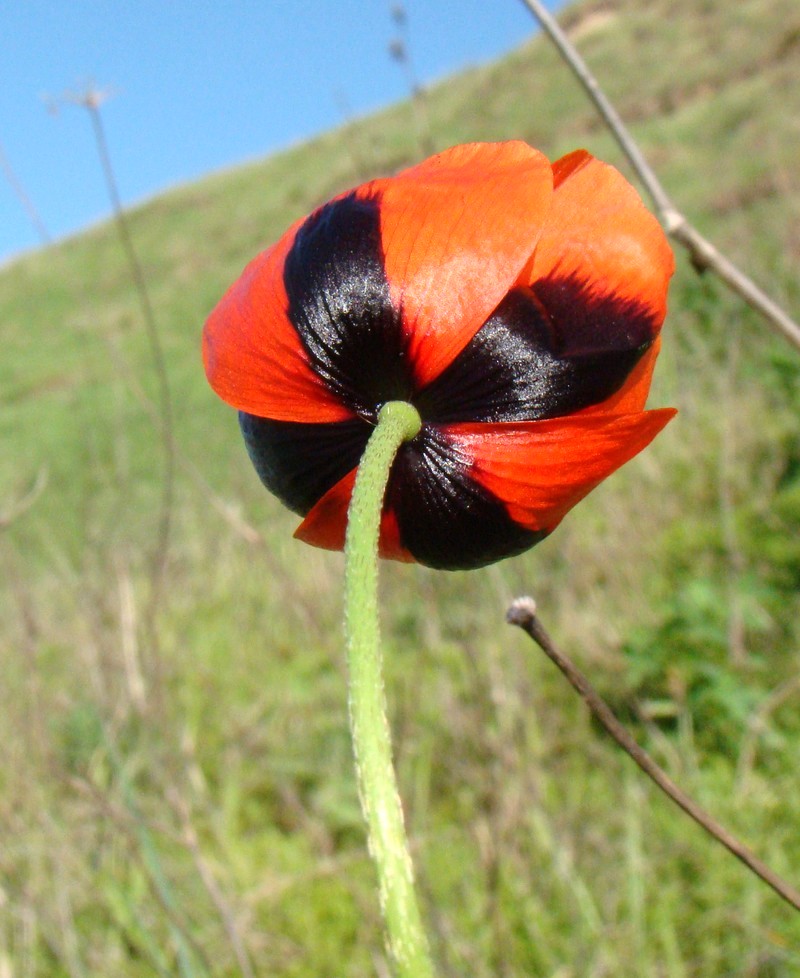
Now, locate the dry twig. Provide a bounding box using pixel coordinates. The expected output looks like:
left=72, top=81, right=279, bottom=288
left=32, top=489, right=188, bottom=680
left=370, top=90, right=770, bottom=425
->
left=507, top=596, right=800, bottom=913
left=517, top=0, right=800, bottom=353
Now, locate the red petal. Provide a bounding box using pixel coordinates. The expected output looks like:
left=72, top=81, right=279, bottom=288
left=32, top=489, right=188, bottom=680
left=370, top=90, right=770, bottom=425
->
left=446, top=410, right=676, bottom=531
left=373, top=142, right=553, bottom=387
left=522, top=151, right=674, bottom=334
left=202, top=220, right=354, bottom=423
left=552, top=148, right=593, bottom=189
left=294, top=469, right=414, bottom=562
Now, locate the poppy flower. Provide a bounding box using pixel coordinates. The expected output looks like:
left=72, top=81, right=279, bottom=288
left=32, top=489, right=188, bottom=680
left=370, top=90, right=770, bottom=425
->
left=203, top=141, right=675, bottom=571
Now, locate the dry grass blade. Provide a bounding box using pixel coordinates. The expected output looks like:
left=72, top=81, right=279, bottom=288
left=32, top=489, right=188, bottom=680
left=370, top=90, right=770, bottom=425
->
left=0, top=468, right=47, bottom=530
left=168, top=786, right=257, bottom=978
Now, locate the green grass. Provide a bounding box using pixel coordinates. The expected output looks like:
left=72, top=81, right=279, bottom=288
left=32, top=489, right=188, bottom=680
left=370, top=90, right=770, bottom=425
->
left=2, top=0, right=800, bottom=974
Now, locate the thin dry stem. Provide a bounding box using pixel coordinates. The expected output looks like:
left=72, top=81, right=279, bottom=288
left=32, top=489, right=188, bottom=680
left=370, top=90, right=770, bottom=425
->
left=507, top=596, right=800, bottom=913
left=736, top=674, right=800, bottom=790
left=115, top=554, right=148, bottom=714
left=0, top=469, right=47, bottom=530
left=103, top=329, right=264, bottom=546
left=72, top=750, right=212, bottom=976
left=59, top=86, right=176, bottom=688
left=517, top=0, right=800, bottom=353
left=0, top=142, right=50, bottom=245
left=83, top=95, right=176, bottom=614
left=168, top=786, right=257, bottom=978
left=388, top=3, right=435, bottom=157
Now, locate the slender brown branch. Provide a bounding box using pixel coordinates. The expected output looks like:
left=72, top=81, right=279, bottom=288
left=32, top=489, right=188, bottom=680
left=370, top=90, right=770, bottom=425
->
left=517, top=0, right=800, bottom=354
left=506, top=596, right=800, bottom=913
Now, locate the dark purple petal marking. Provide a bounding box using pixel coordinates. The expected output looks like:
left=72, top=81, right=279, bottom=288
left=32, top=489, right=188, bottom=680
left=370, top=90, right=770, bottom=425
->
left=249, top=209, right=657, bottom=566
left=283, top=192, right=413, bottom=419
left=240, top=413, right=371, bottom=515
left=534, top=274, right=660, bottom=356
left=386, top=426, right=546, bottom=570
left=414, top=285, right=651, bottom=424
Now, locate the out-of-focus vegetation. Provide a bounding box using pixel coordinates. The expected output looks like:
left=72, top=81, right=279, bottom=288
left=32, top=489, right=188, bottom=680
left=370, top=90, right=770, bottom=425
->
left=2, top=0, right=799, bottom=974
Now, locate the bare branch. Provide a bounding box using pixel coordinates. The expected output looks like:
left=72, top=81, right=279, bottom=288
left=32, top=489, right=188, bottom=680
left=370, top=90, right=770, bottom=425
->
left=506, top=596, right=800, bottom=913
left=517, top=0, right=800, bottom=354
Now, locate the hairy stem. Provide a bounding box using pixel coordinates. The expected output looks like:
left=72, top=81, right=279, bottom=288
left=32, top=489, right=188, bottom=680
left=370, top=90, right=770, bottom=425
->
left=344, top=401, right=435, bottom=978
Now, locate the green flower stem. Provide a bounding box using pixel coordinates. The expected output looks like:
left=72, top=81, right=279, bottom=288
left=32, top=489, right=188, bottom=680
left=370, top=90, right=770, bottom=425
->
left=344, top=401, right=435, bottom=978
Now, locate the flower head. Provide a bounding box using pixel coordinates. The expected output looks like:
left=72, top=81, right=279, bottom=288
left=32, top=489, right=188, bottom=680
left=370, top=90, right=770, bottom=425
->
left=203, top=141, right=675, bottom=570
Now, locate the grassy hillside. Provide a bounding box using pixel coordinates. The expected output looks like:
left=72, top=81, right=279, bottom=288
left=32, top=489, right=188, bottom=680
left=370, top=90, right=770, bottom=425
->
left=2, top=0, right=800, bottom=975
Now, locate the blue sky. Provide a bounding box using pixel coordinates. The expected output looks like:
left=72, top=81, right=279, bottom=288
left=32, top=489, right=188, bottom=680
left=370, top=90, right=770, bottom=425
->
left=1, top=0, right=564, bottom=263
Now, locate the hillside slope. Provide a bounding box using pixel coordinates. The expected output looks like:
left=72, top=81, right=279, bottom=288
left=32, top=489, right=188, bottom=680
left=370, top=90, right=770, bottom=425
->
left=2, top=1, right=800, bottom=975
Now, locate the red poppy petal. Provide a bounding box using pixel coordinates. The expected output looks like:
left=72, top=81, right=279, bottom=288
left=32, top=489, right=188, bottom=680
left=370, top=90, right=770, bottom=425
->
left=523, top=152, right=674, bottom=341
left=374, top=142, right=554, bottom=387
left=202, top=221, right=354, bottom=423
left=446, top=409, right=676, bottom=531
left=551, top=148, right=593, bottom=189
left=294, top=469, right=414, bottom=562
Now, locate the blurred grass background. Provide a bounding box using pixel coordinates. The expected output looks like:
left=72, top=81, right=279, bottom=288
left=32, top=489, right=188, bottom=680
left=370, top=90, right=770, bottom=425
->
left=2, top=0, right=800, bottom=974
